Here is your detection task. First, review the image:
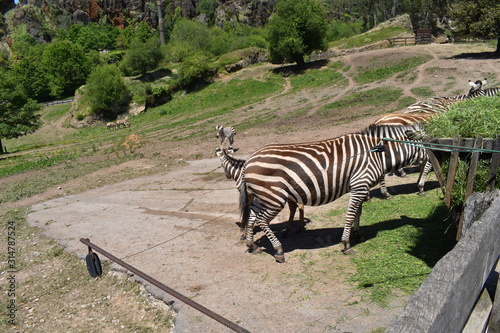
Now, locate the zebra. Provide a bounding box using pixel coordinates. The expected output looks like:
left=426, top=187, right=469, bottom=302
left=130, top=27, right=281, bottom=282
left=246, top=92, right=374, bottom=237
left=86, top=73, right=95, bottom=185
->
left=216, top=125, right=236, bottom=147
left=106, top=122, right=118, bottom=130
left=404, top=78, right=489, bottom=114
left=116, top=119, right=131, bottom=128
left=239, top=123, right=426, bottom=262
left=372, top=112, right=436, bottom=197
left=215, top=148, right=306, bottom=236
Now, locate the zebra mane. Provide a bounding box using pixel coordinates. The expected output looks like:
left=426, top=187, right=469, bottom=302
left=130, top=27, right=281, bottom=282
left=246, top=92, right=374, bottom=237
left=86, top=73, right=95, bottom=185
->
left=358, top=123, right=421, bottom=137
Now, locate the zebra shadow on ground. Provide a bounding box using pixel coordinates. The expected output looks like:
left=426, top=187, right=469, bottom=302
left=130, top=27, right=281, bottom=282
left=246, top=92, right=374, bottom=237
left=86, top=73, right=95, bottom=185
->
left=368, top=178, right=441, bottom=200
left=251, top=180, right=454, bottom=267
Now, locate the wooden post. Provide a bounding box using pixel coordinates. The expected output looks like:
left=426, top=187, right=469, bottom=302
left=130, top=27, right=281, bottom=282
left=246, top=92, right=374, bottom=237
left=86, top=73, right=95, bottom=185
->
left=457, top=135, right=483, bottom=240
left=426, top=148, right=446, bottom=196
left=488, top=135, right=500, bottom=191
left=444, top=135, right=462, bottom=208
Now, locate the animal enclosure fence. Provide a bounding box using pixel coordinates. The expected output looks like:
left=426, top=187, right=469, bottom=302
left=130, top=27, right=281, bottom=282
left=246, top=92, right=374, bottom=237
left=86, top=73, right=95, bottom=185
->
left=423, top=135, right=500, bottom=240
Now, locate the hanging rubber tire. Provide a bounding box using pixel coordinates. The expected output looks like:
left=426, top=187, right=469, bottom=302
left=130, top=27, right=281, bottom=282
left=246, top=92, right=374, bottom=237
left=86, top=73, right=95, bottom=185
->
left=85, top=253, right=103, bottom=277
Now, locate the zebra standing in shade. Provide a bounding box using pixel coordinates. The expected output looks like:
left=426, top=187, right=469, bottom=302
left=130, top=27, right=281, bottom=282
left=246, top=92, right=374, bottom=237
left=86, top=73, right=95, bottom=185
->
left=239, top=122, right=426, bottom=262
left=216, top=148, right=306, bottom=236
left=216, top=125, right=237, bottom=147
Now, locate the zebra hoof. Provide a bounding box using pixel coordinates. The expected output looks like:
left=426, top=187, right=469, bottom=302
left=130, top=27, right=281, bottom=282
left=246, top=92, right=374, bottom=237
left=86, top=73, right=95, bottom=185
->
left=342, top=248, right=356, bottom=255
left=275, top=254, right=285, bottom=263
left=417, top=192, right=427, bottom=196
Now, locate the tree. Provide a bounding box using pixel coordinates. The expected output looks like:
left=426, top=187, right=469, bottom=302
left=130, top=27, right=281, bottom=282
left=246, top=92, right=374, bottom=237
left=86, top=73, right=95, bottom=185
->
left=85, top=64, right=130, bottom=119
left=449, top=0, right=500, bottom=54
left=267, top=0, right=328, bottom=66
left=42, top=40, right=92, bottom=98
left=0, top=71, right=41, bottom=154
left=119, top=38, right=164, bottom=76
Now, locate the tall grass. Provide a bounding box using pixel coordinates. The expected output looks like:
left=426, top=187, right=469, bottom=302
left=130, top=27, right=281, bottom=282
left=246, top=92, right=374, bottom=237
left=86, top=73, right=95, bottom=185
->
left=423, top=96, right=500, bottom=208
left=424, top=96, right=500, bottom=138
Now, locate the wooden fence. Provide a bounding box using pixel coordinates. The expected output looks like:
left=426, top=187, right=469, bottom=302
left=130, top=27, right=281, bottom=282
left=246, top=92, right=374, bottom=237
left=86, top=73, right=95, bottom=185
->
left=387, top=37, right=416, bottom=46
left=424, top=135, right=500, bottom=240
left=386, top=191, right=500, bottom=332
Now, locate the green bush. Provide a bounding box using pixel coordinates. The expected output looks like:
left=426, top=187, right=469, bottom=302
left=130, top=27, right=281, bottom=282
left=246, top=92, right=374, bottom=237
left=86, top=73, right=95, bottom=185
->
left=85, top=64, right=130, bottom=119
left=66, top=23, right=120, bottom=51
left=42, top=40, right=92, bottom=98
left=119, top=38, right=164, bottom=76
left=326, top=18, right=364, bottom=42
left=175, top=53, right=218, bottom=89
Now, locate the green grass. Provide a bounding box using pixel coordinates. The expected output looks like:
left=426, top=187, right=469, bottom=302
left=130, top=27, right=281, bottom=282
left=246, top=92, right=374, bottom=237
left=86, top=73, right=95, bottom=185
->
left=345, top=190, right=456, bottom=305
left=329, top=27, right=409, bottom=49
left=354, top=56, right=432, bottom=84
left=317, top=87, right=404, bottom=117
left=424, top=96, right=500, bottom=138
left=411, top=86, right=434, bottom=98
left=289, top=68, right=347, bottom=91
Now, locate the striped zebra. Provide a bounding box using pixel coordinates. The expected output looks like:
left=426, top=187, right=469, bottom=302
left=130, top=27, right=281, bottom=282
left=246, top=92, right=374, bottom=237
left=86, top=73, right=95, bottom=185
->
left=239, top=123, right=426, bottom=262
left=372, top=112, right=435, bottom=197
left=216, top=125, right=236, bottom=147
left=215, top=148, right=306, bottom=236
left=404, top=78, right=489, bottom=114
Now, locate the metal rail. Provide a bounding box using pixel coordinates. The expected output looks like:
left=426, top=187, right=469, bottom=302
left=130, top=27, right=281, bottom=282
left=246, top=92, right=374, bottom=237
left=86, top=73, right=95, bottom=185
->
left=80, top=238, right=251, bottom=333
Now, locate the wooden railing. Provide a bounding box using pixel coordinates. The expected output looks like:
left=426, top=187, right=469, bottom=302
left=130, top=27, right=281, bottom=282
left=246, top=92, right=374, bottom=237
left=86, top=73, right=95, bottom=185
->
left=387, top=37, right=416, bottom=46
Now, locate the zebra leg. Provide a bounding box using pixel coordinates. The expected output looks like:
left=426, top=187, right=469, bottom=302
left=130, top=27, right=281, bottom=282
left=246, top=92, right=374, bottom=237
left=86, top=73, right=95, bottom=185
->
left=342, top=190, right=368, bottom=255
left=396, top=167, right=407, bottom=177
left=297, top=203, right=305, bottom=233
left=248, top=208, right=285, bottom=263
left=245, top=210, right=260, bottom=254
left=283, top=201, right=298, bottom=236
left=417, top=161, right=432, bottom=195
left=379, top=174, right=392, bottom=199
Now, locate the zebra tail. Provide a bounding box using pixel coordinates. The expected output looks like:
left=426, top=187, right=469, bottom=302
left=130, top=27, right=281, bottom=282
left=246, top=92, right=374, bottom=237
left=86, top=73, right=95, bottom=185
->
left=239, top=179, right=251, bottom=230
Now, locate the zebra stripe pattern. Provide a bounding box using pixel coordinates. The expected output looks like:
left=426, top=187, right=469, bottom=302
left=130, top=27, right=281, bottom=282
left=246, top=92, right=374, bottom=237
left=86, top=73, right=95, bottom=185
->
left=240, top=123, right=425, bottom=262
left=372, top=112, right=435, bottom=196
left=215, top=148, right=306, bottom=236
left=216, top=125, right=237, bottom=147
left=404, top=78, right=500, bottom=115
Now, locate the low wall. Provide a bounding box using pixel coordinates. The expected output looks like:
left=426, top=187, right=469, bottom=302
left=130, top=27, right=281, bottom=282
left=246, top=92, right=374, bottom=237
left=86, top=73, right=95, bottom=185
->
left=386, top=191, right=500, bottom=333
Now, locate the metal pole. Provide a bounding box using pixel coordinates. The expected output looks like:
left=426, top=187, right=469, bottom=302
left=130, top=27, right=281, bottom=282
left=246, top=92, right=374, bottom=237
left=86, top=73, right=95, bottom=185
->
left=80, top=238, right=250, bottom=333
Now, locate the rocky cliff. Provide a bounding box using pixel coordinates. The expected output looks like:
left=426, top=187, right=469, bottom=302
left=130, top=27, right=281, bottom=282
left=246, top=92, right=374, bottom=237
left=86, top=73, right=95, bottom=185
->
left=3, top=0, right=276, bottom=43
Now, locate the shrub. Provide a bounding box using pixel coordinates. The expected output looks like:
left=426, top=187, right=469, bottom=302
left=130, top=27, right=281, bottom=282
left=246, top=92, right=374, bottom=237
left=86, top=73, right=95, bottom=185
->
left=119, top=38, right=164, bottom=76
left=175, top=53, right=218, bottom=89
left=85, top=64, right=130, bottom=119
left=42, top=40, right=92, bottom=98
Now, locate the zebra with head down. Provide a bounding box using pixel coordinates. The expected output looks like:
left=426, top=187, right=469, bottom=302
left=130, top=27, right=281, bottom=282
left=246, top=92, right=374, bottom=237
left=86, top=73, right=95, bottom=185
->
left=215, top=147, right=306, bottom=237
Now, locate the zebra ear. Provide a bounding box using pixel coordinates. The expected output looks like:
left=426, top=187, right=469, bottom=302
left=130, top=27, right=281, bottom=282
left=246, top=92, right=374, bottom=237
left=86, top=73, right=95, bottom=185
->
left=482, top=78, right=488, bottom=87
